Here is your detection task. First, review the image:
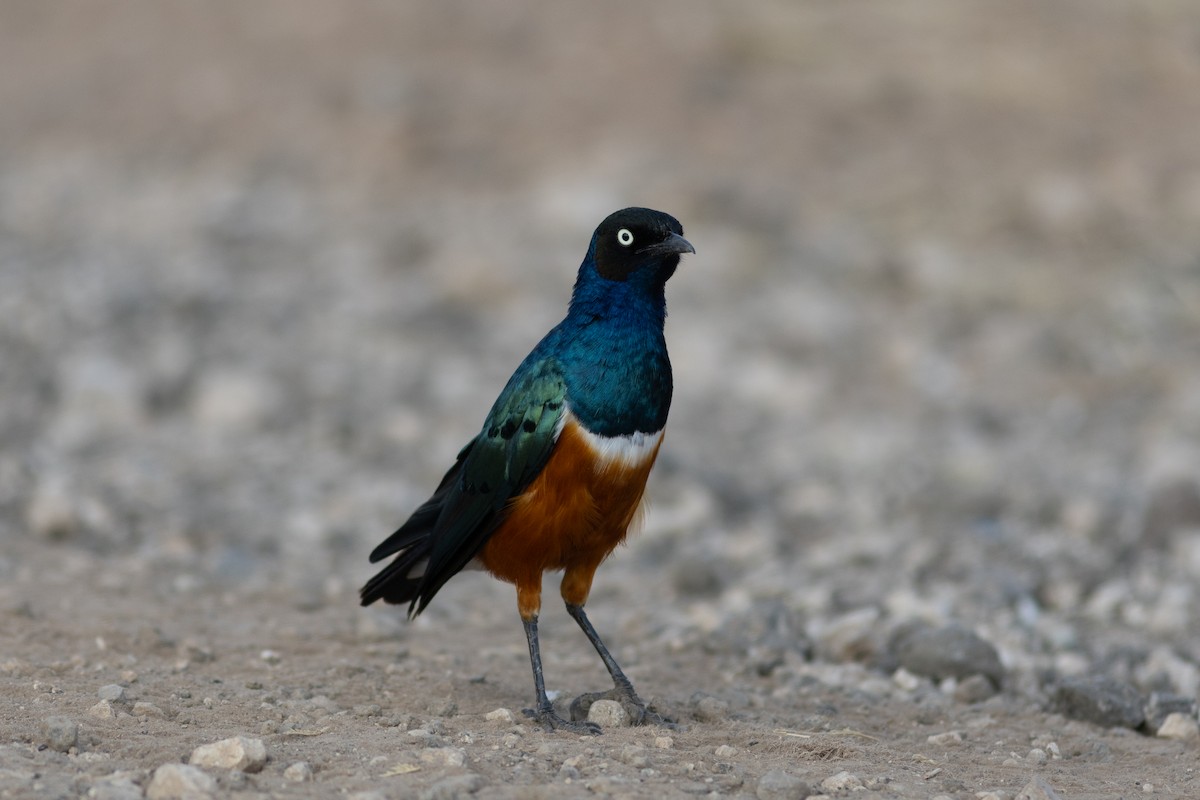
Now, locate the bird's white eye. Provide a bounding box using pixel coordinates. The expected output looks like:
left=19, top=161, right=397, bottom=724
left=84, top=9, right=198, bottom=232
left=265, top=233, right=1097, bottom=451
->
left=616, top=228, right=635, bottom=247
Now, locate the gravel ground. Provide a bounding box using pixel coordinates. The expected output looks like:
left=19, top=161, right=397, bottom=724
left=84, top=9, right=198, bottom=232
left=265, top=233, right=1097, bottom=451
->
left=3, top=2, right=1200, bottom=798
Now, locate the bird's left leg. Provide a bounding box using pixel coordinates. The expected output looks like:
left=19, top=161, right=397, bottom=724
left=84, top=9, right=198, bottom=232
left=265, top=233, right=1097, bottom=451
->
left=561, top=567, right=671, bottom=726
left=517, top=578, right=600, bottom=735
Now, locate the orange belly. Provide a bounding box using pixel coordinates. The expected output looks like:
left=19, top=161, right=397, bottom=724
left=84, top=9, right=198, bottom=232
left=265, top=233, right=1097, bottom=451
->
left=479, top=417, right=662, bottom=618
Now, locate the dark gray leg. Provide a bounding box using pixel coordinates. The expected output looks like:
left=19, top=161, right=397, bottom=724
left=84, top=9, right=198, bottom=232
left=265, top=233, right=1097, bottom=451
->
left=564, top=603, right=672, bottom=727
left=521, top=615, right=601, bottom=735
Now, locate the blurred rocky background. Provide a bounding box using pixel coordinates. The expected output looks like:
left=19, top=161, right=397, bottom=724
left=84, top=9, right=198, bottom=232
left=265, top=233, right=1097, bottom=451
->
left=2, top=1, right=1200, bottom=795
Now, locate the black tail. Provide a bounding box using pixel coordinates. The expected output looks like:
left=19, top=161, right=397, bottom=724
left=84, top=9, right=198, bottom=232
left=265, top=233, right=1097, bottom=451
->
left=358, top=530, right=434, bottom=612
left=359, top=440, right=476, bottom=614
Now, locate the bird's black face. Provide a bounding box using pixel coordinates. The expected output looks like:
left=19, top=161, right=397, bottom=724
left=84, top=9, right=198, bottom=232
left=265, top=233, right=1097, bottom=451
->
left=592, top=207, right=695, bottom=282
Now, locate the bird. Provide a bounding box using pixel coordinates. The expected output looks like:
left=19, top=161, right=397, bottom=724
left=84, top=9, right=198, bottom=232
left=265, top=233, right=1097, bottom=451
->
left=360, top=207, right=693, bottom=734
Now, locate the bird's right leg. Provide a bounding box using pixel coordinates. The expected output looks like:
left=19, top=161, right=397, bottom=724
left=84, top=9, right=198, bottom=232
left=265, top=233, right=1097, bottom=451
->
left=518, top=581, right=600, bottom=735
left=560, top=564, right=674, bottom=728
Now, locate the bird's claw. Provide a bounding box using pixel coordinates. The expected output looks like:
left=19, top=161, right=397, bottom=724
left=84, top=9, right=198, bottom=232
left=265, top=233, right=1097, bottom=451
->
left=569, top=688, right=677, bottom=729
left=523, top=706, right=602, bottom=735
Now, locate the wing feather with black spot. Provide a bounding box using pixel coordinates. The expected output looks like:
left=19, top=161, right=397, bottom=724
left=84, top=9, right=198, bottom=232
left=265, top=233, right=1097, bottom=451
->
left=360, top=357, right=567, bottom=616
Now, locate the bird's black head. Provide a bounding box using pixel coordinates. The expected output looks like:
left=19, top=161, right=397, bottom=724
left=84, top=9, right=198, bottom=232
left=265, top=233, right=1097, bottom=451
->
left=591, top=207, right=695, bottom=283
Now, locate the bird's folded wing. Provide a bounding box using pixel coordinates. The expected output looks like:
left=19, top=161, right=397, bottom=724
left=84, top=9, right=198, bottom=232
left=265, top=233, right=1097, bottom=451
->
left=416, top=358, right=568, bottom=601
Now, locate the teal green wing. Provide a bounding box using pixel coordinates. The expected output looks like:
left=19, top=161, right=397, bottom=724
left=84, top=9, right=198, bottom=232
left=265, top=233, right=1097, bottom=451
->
left=413, top=358, right=567, bottom=611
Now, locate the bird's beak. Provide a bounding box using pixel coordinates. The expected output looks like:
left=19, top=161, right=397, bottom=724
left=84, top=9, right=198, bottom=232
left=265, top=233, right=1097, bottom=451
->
left=643, top=231, right=695, bottom=257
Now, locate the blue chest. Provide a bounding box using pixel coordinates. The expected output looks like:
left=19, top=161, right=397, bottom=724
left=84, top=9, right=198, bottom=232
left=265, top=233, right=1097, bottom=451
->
left=559, top=323, right=673, bottom=438
left=544, top=284, right=672, bottom=438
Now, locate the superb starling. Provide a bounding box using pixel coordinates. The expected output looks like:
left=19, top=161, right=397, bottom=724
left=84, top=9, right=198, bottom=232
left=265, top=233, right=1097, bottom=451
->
left=362, top=207, right=693, bottom=733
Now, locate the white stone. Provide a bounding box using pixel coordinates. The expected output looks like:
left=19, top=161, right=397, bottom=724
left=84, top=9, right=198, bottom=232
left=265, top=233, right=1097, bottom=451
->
left=88, top=772, right=143, bottom=800
left=189, top=736, right=268, bottom=773
left=88, top=700, right=116, bottom=719
left=147, top=764, right=217, bottom=799
left=1157, top=712, right=1200, bottom=741
left=485, top=707, right=514, bottom=723
left=926, top=730, right=964, bottom=746
left=893, top=667, right=923, bottom=691
left=811, top=607, right=881, bottom=662
left=133, top=701, right=166, bottom=719
left=26, top=479, right=78, bottom=539
left=587, top=699, right=631, bottom=728
left=283, top=761, right=314, bottom=782
left=821, top=770, right=863, bottom=792
left=1016, top=776, right=1063, bottom=800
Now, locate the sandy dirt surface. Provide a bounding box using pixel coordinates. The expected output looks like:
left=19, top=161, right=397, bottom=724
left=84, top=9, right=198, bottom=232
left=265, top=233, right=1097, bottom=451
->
left=3, top=2, right=1200, bottom=798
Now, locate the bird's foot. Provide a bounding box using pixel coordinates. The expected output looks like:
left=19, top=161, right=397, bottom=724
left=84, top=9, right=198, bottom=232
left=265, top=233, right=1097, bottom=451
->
left=569, top=688, right=677, bottom=729
left=523, top=705, right=602, bottom=735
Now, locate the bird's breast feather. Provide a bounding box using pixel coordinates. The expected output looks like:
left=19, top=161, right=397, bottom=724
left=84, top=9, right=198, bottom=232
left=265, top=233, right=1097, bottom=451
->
left=563, top=407, right=664, bottom=472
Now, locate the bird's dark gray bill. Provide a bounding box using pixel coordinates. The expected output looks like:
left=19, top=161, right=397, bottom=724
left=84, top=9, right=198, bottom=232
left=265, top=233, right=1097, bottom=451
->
left=644, top=231, right=695, bottom=257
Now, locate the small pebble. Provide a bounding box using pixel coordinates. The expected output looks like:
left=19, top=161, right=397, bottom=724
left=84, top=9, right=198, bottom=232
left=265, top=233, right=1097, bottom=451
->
left=1052, top=676, right=1145, bottom=729
left=146, top=763, right=217, bottom=799
left=821, top=770, right=863, bottom=792
left=180, top=639, right=214, bottom=663
left=428, top=697, right=458, bottom=717
left=1144, top=692, right=1198, bottom=731
left=406, top=728, right=439, bottom=746
left=283, top=761, right=314, bottom=782
left=692, top=694, right=730, bottom=722
left=1016, top=776, right=1063, bottom=800
left=41, top=716, right=78, bottom=753
left=89, top=701, right=116, bottom=719
left=97, top=684, right=126, bottom=702
left=714, top=744, right=738, bottom=757
left=1028, top=747, right=1048, bottom=764
left=420, top=773, right=485, bottom=800
left=308, top=694, right=340, bottom=713
left=26, top=480, right=78, bottom=540
left=654, top=735, right=674, bottom=749
left=756, top=769, right=813, bottom=800
left=813, top=607, right=882, bottom=663
left=485, top=707, right=515, bottom=723
left=587, top=699, right=630, bottom=728
left=893, top=667, right=923, bottom=691
left=893, top=624, right=1004, bottom=686
left=419, top=747, right=467, bottom=767
left=189, top=735, right=268, bottom=773
left=132, top=701, right=166, bottom=719
left=1156, top=712, right=1200, bottom=741
left=88, top=772, right=143, bottom=800
left=954, top=674, right=997, bottom=704
left=1141, top=477, right=1200, bottom=546
left=926, top=730, right=964, bottom=746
